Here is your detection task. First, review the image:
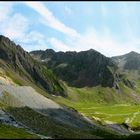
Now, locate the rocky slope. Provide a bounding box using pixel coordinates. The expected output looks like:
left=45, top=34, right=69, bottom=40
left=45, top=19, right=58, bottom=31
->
left=112, top=51, right=140, bottom=85
left=30, top=49, right=117, bottom=88
left=112, top=51, right=140, bottom=71
left=0, top=35, right=65, bottom=96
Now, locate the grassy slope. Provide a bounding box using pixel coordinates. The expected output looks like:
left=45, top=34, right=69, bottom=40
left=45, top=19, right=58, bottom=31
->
left=1, top=64, right=140, bottom=138
left=0, top=88, right=120, bottom=139
left=0, top=123, right=39, bottom=139
left=54, top=82, right=140, bottom=107
left=53, top=83, right=140, bottom=129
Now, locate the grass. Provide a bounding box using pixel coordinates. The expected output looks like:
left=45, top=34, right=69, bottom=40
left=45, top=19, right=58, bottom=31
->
left=53, top=84, right=140, bottom=129
left=72, top=105, right=140, bottom=127
left=2, top=66, right=140, bottom=138
left=0, top=123, right=39, bottom=139
left=129, top=113, right=140, bottom=128
left=0, top=92, right=121, bottom=139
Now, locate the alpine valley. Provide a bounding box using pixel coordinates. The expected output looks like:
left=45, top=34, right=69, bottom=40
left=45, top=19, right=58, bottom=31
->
left=1, top=35, right=140, bottom=139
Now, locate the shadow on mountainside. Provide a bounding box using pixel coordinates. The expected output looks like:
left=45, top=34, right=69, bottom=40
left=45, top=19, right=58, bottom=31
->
left=5, top=106, right=129, bottom=139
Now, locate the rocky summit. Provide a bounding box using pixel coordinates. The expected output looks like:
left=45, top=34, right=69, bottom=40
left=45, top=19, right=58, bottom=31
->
left=30, top=49, right=117, bottom=88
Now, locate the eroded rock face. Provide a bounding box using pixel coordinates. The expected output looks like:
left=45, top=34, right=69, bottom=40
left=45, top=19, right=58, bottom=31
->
left=0, top=35, right=65, bottom=96
left=31, top=49, right=117, bottom=88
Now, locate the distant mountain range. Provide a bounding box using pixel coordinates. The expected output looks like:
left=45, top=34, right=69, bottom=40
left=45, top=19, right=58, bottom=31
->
left=30, top=49, right=117, bottom=88
left=30, top=49, right=136, bottom=90
left=1, top=35, right=139, bottom=93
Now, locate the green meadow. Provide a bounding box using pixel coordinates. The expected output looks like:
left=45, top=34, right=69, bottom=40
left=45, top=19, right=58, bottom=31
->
left=53, top=84, right=140, bottom=129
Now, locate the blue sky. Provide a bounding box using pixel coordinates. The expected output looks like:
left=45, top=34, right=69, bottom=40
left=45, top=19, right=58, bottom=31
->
left=1, top=2, right=140, bottom=56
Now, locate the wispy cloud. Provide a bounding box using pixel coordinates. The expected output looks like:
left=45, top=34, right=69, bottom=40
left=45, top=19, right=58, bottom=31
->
left=0, top=2, right=29, bottom=40
left=47, top=26, right=140, bottom=57
left=0, top=13, right=29, bottom=39
left=24, top=2, right=80, bottom=38
left=0, top=2, right=13, bottom=22
left=25, top=2, right=133, bottom=56
left=1, top=2, right=140, bottom=57
left=0, top=2, right=48, bottom=52
left=18, top=31, right=48, bottom=51
left=48, top=37, right=71, bottom=52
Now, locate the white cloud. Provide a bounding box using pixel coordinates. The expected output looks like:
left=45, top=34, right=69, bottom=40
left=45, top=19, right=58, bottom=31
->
left=48, top=37, right=71, bottom=52
left=0, top=3, right=48, bottom=52
left=24, top=2, right=137, bottom=57
left=24, top=2, right=80, bottom=38
left=0, top=2, right=13, bottom=22
left=76, top=28, right=140, bottom=57
left=19, top=31, right=48, bottom=51
left=47, top=27, right=140, bottom=57
left=1, top=2, right=140, bottom=57
left=0, top=13, right=29, bottom=39
left=0, top=2, right=29, bottom=40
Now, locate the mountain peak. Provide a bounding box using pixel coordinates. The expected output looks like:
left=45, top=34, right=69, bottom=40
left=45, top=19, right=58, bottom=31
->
left=31, top=48, right=116, bottom=88
left=0, top=34, right=7, bottom=39
left=128, top=51, right=139, bottom=55
left=45, top=49, right=55, bottom=52
left=0, top=35, right=14, bottom=44
left=112, top=50, right=140, bottom=70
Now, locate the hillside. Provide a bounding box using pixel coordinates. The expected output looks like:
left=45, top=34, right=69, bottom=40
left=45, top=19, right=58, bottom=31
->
left=1, top=35, right=140, bottom=138
left=0, top=68, right=122, bottom=139
left=0, top=35, right=127, bottom=139
left=0, top=35, right=100, bottom=138
left=31, top=48, right=140, bottom=136
left=0, top=35, right=65, bottom=96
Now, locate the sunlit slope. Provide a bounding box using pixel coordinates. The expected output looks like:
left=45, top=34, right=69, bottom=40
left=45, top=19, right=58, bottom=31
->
left=53, top=83, right=140, bottom=129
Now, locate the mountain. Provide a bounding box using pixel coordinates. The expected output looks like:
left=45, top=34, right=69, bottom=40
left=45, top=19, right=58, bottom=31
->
left=30, top=48, right=140, bottom=138
left=30, top=49, right=117, bottom=88
left=112, top=51, right=140, bottom=70
left=0, top=35, right=65, bottom=96
left=1, top=35, right=140, bottom=139
left=0, top=35, right=127, bottom=139
left=112, top=51, right=140, bottom=84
